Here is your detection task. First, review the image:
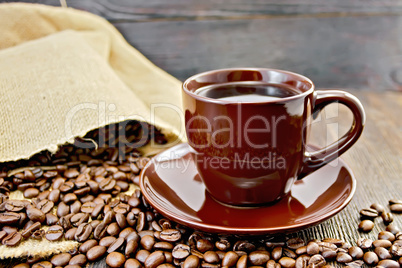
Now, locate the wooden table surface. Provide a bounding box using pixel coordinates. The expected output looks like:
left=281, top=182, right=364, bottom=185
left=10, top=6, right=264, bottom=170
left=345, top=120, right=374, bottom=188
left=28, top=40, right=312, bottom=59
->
left=1, top=1, right=402, bottom=267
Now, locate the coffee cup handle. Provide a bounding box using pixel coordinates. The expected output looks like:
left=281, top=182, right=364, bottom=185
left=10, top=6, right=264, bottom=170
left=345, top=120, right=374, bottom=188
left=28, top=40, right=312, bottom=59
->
left=298, top=90, right=366, bottom=179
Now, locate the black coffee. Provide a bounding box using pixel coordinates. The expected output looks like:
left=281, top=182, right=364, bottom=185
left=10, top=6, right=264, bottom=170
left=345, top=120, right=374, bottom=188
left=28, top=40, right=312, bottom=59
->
left=195, top=82, right=300, bottom=102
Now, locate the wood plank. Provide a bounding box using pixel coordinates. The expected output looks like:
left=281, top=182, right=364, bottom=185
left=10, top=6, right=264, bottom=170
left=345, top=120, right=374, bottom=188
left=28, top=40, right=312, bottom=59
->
left=113, top=16, right=402, bottom=90
left=9, top=0, right=402, bottom=20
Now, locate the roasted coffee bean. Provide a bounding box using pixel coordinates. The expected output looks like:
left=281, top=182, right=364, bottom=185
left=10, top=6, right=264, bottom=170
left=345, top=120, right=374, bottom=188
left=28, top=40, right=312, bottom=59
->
left=160, top=229, right=181, bottom=242
left=234, top=240, right=256, bottom=252
left=106, top=252, right=126, bottom=268
left=360, top=208, right=378, bottom=218
left=172, top=243, right=191, bottom=259
left=196, top=239, right=214, bottom=253
left=357, top=238, right=372, bottom=249
left=125, top=258, right=142, bottom=268
left=378, top=259, right=400, bottom=268
left=74, top=186, right=91, bottom=196
left=26, top=206, right=45, bottom=223
left=278, top=256, right=296, bottom=268
left=136, top=211, right=146, bottom=232
left=390, top=243, right=402, bottom=257
left=336, top=252, right=353, bottom=263
left=48, top=189, right=60, bottom=203
left=65, top=227, right=77, bottom=240
left=68, top=200, right=81, bottom=214
left=389, top=199, right=402, bottom=205
left=118, top=227, right=135, bottom=240
left=100, top=236, right=117, bottom=247
left=222, top=251, right=239, bottom=267
left=0, top=230, right=7, bottom=241
left=386, top=224, right=400, bottom=234
left=125, top=240, right=138, bottom=257
left=2, top=231, right=22, bottom=246
left=21, top=221, right=40, bottom=238
left=24, top=187, right=39, bottom=198
left=87, top=245, right=107, bottom=261
left=32, top=229, right=45, bottom=239
left=107, top=222, right=121, bottom=236
left=70, top=213, right=86, bottom=227
left=126, top=231, right=140, bottom=243
left=5, top=200, right=26, bottom=212
left=283, top=248, right=297, bottom=259
left=375, top=246, right=392, bottom=259
left=69, top=254, right=87, bottom=266
left=103, top=210, right=115, bottom=225
left=215, top=239, right=230, bottom=251
left=322, top=249, right=337, bottom=260
left=390, top=204, right=402, bottom=213
left=373, top=239, right=393, bottom=248
left=308, top=254, right=326, bottom=266
left=183, top=255, right=200, bottom=268
left=99, top=178, right=116, bottom=192
left=358, top=219, right=374, bottom=232
left=136, top=249, right=151, bottom=264
left=295, top=255, right=310, bottom=268
left=115, top=212, right=127, bottom=229
left=287, top=237, right=305, bottom=250
left=79, top=239, right=98, bottom=254
left=31, top=261, right=52, bottom=268
left=345, top=260, right=364, bottom=268
left=80, top=194, right=95, bottom=203
left=363, top=251, right=379, bottom=265
left=154, top=242, right=173, bottom=251
left=144, top=251, right=165, bottom=268
left=94, top=222, right=108, bottom=240
left=248, top=250, right=270, bottom=265
left=59, top=215, right=72, bottom=230
left=36, top=199, right=54, bottom=214
left=91, top=203, right=104, bottom=219
left=141, top=235, right=156, bottom=251
left=2, top=226, right=18, bottom=234
left=348, top=246, right=364, bottom=259
left=322, top=238, right=342, bottom=247
left=114, top=203, right=130, bottom=214
left=51, top=252, right=72, bottom=266
left=81, top=201, right=96, bottom=213
left=203, top=251, right=219, bottom=264
left=74, top=222, right=93, bottom=242
left=45, top=225, right=64, bottom=241
left=296, top=246, right=307, bottom=255
left=57, top=202, right=70, bottom=217
left=370, top=203, right=385, bottom=214
left=307, top=242, right=320, bottom=255
left=378, top=231, right=395, bottom=241
left=270, top=246, right=282, bottom=260
left=108, top=237, right=125, bottom=253
left=60, top=181, right=75, bottom=192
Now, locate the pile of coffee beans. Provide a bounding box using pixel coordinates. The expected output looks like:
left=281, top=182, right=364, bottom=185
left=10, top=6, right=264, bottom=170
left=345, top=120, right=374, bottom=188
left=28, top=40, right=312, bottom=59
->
left=0, top=121, right=401, bottom=268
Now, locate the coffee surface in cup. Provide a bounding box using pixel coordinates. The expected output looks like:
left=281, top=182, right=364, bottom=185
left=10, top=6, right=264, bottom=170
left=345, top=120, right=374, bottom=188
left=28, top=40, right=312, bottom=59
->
left=195, top=82, right=300, bottom=102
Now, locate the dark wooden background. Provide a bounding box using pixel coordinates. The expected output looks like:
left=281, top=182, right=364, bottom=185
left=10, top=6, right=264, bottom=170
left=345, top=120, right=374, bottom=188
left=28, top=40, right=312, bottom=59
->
left=1, top=1, right=401, bottom=267
left=3, top=0, right=402, bottom=91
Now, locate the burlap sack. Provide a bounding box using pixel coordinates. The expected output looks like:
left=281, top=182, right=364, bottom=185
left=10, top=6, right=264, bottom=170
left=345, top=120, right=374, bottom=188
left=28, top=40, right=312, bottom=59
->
left=0, top=3, right=185, bottom=164
left=0, top=3, right=185, bottom=260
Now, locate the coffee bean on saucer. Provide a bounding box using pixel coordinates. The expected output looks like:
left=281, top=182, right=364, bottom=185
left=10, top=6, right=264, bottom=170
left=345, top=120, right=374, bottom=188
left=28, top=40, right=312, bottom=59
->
left=358, top=219, right=374, bottom=232
left=360, top=208, right=378, bottom=219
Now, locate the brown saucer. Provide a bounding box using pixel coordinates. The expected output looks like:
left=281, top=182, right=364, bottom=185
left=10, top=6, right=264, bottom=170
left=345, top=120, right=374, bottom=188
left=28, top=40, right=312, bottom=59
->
left=140, top=143, right=356, bottom=235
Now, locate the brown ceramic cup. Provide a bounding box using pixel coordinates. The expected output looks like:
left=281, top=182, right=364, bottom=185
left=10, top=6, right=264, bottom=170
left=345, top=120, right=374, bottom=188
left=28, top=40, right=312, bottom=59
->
left=182, top=68, right=365, bottom=206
